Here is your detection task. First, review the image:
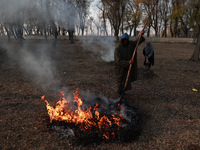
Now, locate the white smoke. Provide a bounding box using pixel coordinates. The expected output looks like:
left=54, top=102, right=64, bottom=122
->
left=0, top=0, right=81, bottom=91
left=1, top=41, right=59, bottom=91
left=78, top=36, right=116, bottom=62
left=0, top=0, right=79, bottom=31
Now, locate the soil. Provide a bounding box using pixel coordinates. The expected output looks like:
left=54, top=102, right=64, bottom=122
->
left=0, top=38, right=200, bottom=150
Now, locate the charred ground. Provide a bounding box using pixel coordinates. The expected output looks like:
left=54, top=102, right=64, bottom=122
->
left=0, top=38, right=200, bottom=149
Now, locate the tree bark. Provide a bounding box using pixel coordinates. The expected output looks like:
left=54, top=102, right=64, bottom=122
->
left=164, top=21, right=167, bottom=37
left=52, top=23, right=58, bottom=47
left=134, top=25, right=137, bottom=36
left=4, top=25, right=11, bottom=42
left=68, top=30, right=74, bottom=44
left=147, top=25, right=151, bottom=37
left=174, top=18, right=178, bottom=37
left=121, top=20, right=124, bottom=35
left=114, top=30, right=119, bottom=41
left=102, top=10, right=108, bottom=36
left=190, top=33, right=200, bottom=61
left=170, top=20, right=173, bottom=37
left=81, top=28, right=84, bottom=36
left=129, top=27, right=133, bottom=37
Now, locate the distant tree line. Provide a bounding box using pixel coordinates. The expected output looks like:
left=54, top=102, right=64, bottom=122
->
left=98, top=0, right=200, bottom=40
left=0, top=0, right=199, bottom=60
left=0, top=0, right=90, bottom=44
left=98, top=0, right=199, bottom=60
left=0, top=0, right=199, bottom=41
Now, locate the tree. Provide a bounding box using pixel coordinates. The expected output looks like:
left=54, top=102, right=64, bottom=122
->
left=101, top=5, right=109, bottom=36
left=0, top=0, right=92, bottom=43
left=101, top=0, right=127, bottom=41
left=179, top=0, right=192, bottom=37
left=124, top=0, right=142, bottom=36
left=143, top=0, right=154, bottom=37
left=76, top=0, right=90, bottom=36
left=170, top=0, right=184, bottom=37
left=160, top=0, right=170, bottom=37
left=98, top=1, right=110, bottom=36
left=151, top=0, right=160, bottom=37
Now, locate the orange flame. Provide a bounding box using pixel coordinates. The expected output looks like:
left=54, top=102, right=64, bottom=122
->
left=42, top=89, right=123, bottom=135
left=103, top=132, right=115, bottom=139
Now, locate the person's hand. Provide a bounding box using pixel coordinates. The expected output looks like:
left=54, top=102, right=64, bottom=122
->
left=129, top=59, right=134, bottom=64
left=140, top=29, right=144, bottom=36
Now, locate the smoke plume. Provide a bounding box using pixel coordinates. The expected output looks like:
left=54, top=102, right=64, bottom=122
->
left=78, top=36, right=116, bottom=62
left=1, top=40, right=59, bottom=91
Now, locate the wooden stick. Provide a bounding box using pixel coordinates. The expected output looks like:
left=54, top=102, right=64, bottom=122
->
left=119, top=23, right=148, bottom=103
left=118, top=2, right=156, bottom=103
left=119, top=33, right=142, bottom=103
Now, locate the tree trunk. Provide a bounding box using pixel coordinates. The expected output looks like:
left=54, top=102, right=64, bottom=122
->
left=114, top=30, right=119, bottom=41
left=70, top=31, right=74, bottom=44
left=164, top=21, right=167, bottom=37
left=184, top=27, right=188, bottom=38
left=155, top=28, right=158, bottom=37
left=37, top=27, right=40, bottom=35
left=4, top=25, right=11, bottom=42
left=81, top=28, right=84, bottom=36
left=190, top=33, right=200, bottom=61
left=104, top=22, right=108, bottom=36
left=129, top=27, right=133, bottom=37
left=102, top=10, right=108, bottom=36
left=170, top=20, right=173, bottom=37
left=52, top=23, right=58, bottom=47
left=68, top=30, right=74, bottom=44
left=147, top=25, right=151, bottom=37
left=77, top=27, right=80, bottom=36
left=62, top=29, right=65, bottom=36
left=174, top=18, right=178, bottom=37
left=44, top=26, right=47, bottom=40
left=121, top=21, right=124, bottom=35
left=134, top=25, right=137, bottom=36
left=17, top=25, right=23, bottom=47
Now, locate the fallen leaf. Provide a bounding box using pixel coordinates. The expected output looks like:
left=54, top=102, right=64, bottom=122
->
left=192, top=88, right=198, bottom=92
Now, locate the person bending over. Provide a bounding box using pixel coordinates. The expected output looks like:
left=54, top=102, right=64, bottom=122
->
left=143, top=41, right=154, bottom=69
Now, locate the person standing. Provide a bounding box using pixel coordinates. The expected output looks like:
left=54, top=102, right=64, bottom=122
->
left=114, top=30, right=145, bottom=96
left=143, top=41, right=154, bottom=69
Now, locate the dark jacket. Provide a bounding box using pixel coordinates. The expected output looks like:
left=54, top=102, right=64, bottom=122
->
left=114, top=33, right=145, bottom=93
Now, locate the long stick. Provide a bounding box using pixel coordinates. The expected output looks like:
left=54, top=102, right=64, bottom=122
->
left=119, top=33, right=142, bottom=103
left=119, top=23, right=148, bottom=103
left=118, top=3, right=156, bottom=103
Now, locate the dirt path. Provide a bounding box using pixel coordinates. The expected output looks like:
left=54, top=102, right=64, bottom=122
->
left=0, top=39, right=200, bottom=149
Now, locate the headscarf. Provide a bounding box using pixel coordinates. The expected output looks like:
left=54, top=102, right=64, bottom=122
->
left=121, top=33, right=129, bottom=42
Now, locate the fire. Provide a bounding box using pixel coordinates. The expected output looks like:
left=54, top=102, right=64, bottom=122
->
left=42, top=89, right=124, bottom=139
left=103, top=132, right=115, bottom=139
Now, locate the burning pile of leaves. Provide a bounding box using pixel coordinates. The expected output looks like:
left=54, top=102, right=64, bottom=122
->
left=42, top=89, right=140, bottom=144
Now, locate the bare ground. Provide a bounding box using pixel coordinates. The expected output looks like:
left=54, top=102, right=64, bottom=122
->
left=0, top=38, right=200, bottom=150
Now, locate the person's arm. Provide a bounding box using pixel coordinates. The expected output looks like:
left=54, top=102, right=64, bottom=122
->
left=139, top=36, right=145, bottom=45
left=137, top=30, right=145, bottom=45
left=114, top=47, right=129, bottom=67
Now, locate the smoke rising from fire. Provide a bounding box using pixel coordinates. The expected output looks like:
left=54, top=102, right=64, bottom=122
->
left=78, top=36, right=116, bottom=62
left=0, top=0, right=116, bottom=63
left=19, top=44, right=57, bottom=90
left=0, top=0, right=79, bottom=91
left=1, top=41, right=59, bottom=91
